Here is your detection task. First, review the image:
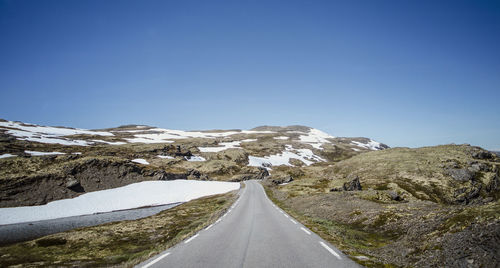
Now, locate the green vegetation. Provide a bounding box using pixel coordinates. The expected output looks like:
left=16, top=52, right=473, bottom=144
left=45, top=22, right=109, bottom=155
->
left=262, top=144, right=500, bottom=267
left=264, top=186, right=397, bottom=267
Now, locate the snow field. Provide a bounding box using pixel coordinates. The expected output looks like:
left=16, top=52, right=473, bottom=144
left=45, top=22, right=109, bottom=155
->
left=0, top=180, right=240, bottom=225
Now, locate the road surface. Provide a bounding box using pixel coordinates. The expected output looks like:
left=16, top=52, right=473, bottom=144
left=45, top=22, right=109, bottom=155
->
left=137, top=180, right=360, bottom=268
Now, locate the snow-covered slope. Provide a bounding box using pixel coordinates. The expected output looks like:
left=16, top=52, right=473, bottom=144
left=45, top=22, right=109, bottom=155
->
left=0, top=120, right=113, bottom=146
left=0, top=180, right=240, bottom=225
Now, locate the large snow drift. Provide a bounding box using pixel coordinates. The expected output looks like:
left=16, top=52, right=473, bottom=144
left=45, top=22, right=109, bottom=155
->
left=0, top=180, right=240, bottom=225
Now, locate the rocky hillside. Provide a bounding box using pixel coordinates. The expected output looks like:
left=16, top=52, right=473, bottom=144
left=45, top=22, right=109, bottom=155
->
left=0, top=119, right=387, bottom=207
left=264, top=144, right=500, bottom=267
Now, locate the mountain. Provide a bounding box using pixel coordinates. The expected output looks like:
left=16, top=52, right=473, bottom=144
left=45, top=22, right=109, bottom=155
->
left=1, top=118, right=498, bottom=267
left=0, top=119, right=387, bottom=207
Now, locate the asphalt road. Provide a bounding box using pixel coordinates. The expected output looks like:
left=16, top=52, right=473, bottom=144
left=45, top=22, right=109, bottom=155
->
left=137, top=180, right=360, bottom=268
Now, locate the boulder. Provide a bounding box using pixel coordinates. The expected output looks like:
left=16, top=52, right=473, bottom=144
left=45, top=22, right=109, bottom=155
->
left=186, top=169, right=209, bottom=180
left=270, top=175, right=293, bottom=185
left=388, top=191, right=403, bottom=201
left=230, top=167, right=269, bottom=182
left=486, top=174, right=498, bottom=193
left=467, top=161, right=491, bottom=173
left=65, top=177, right=80, bottom=188
left=330, top=187, right=342, bottom=192
left=454, top=181, right=482, bottom=204
left=446, top=168, right=474, bottom=182
left=472, top=151, right=494, bottom=160
left=343, top=175, right=362, bottom=191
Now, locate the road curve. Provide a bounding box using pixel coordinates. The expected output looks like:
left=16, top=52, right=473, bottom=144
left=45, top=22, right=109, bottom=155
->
left=137, top=180, right=360, bottom=268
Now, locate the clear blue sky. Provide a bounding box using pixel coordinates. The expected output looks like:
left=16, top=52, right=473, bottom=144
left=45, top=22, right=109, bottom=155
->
left=1, top=0, right=499, bottom=149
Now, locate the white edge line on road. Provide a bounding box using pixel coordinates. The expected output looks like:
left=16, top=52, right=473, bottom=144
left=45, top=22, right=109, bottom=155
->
left=290, top=219, right=297, bottom=224
left=300, top=227, right=311, bottom=235
left=215, top=219, right=221, bottom=224
left=319, top=241, right=342, bottom=260
left=204, top=224, right=213, bottom=231
left=184, top=234, right=199, bottom=244
left=284, top=214, right=289, bottom=218
left=142, top=252, right=170, bottom=268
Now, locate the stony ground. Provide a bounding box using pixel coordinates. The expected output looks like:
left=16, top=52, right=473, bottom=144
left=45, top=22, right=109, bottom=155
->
left=264, top=145, right=500, bottom=267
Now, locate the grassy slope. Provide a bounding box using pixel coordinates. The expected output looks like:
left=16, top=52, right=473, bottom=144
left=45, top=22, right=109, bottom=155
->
left=0, top=192, right=236, bottom=267
left=263, top=145, right=500, bottom=267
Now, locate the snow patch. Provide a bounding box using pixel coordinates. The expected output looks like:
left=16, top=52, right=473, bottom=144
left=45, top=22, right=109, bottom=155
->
left=126, top=128, right=274, bottom=144
left=186, top=155, right=206, bottom=162
left=5, top=129, right=92, bottom=146
left=132, top=159, right=149, bottom=165
left=274, top=136, right=289, bottom=140
left=125, top=137, right=174, bottom=144
left=0, top=154, right=16, bottom=159
left=25, top=150, right=66, bottom=156
left=0, top=121, right=113, bottom=137
left=92, top=140, right=127, bottom=145
left=248, top=145, right=326, bottom=168
left=240, top=139, right=257, bottom=142
left=198, top=141, right=241, bottom=152
left=157, top=155, right=174, bottom=159
left=352, top=140, right=383, bottom=150
left=298, top=128, right=335, bottom=149
left=0, top=180, right=240, bottom=225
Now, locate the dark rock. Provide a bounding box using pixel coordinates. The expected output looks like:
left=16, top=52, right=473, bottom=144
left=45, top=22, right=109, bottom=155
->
left=467, top=161, right=490, bottom=173
left=65, top=177, right=85, bottom=193
left=472, top=151, right=494, bottom=160
left=446, top=168, right=474, bottom=182
left=0, top=133, right=15, bottom=142
left=262, top=162, right=272, bottom=168
left=186, top=169, right=209, bottom=180
left=36, top=237, right=67, bottom=247
left=330, top=187, right=342, bottom=192
left=257, top=167, right=270, bottom=180
left=388, top=191, right=403, bottom=201
left=454, top=181, right=482, bottom=204
left=343, top=175, right=362, bottom=191
left=231, top=168, right=269, bottom=182
left=270, top=175, right=293, bottom=185
left=486, top=174, right=499, bottom=192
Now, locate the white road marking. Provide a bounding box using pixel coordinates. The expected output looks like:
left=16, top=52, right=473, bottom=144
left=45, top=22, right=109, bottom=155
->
left=320, top=241, right=342, bottom=259
left=184, top=234, right=199, bottom=244
left=215, top=219, right=221, bottom=224
left=284, top=214, right=289, bottom=218
left=228, top=209, right=232, bottom=213
left=204, top=224, right=213, bottom=231
left=290, top=219, right=297, bottom=224
left=142, top=252, right=170, bottom=268
left=300, top=227, right=311, bottom=235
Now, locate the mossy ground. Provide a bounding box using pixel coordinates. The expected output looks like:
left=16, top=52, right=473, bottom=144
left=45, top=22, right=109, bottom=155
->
left=262, top=145, right=500, bottom=267
left=0, top=192, right=236, bottom=267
